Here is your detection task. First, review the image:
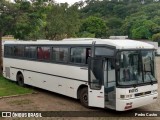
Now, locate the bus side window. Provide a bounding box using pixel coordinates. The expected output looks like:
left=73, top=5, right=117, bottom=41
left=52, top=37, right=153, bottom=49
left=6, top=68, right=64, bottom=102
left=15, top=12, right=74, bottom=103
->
left=24, top=46, right=30, bottom=58
left=70, top=47, right=86, bottom=64
left=30, top=46, right=36, bottom=59
left=13, top=46, right=24, bottom=57
left=37, top=47, right=43, bottom=59
left=4, top=46, right=13, bottom=56
left=59, top=48, right=68, bottom=62
left=37, top=47, right=51, bottom=60
left=52, top=47, right=68, bottom=62
left=43, top=47, right=50, bottom=60
left=24, top=46, right=36, bottom=59
left=52, top=47, right=59, bottom=61
left=86, top=48, right=91, bottom=64
left=13, top=46, right=18, bottom=56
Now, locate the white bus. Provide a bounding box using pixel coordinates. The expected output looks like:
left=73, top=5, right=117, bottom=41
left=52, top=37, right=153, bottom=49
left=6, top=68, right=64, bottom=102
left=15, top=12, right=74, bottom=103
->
left=3, top=38, right=158, bottom=111
left=157, top=47, right=160, bottom=56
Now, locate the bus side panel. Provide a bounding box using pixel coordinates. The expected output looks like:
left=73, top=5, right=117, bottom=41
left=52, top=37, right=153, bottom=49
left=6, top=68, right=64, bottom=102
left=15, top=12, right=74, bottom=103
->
left=4, top=58, right=88, bottom=84
left=3, top=58, right=88, bottom=99
left=24, top=71, right=88, bottom=98
left=10, top=68, right=22, bottom=81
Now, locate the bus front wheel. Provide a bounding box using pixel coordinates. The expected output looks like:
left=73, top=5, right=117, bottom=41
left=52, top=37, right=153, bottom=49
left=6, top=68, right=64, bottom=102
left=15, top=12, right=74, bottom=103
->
left=80, top=87, right=89, bottom=107
left=17, top=74, right=25, bottom=87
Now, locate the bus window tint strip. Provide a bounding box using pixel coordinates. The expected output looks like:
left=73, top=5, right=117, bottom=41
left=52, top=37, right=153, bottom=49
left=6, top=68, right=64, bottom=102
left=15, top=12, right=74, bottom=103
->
left=4, top=45, right=91, bottom=65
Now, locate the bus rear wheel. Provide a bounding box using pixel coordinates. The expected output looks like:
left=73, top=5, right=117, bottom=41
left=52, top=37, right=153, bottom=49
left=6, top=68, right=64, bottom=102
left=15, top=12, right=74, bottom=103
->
left=17, top=74, right=25, bottom=87
left=80, top=87, right=89, bottom=107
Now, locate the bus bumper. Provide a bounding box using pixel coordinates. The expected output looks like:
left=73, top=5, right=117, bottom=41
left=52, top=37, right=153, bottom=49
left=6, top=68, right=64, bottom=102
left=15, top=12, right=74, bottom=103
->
left=116, top=93, right=158, bottom=111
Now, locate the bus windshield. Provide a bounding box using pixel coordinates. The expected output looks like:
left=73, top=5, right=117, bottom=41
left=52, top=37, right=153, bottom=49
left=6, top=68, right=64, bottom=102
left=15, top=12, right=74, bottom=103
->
left=117, top=50, right=157, bottom=86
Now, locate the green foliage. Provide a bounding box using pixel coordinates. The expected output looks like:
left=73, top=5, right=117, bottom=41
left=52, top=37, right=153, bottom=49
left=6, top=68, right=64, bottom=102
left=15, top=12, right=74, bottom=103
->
left=13, top=0, right=47, bottom=40
left=45, top=3, right=80, bottom=40
left=132, top=26, right=151, bottom=39
left=80, top=16, right=107, bottom=38
left=80, top=0, right=160, bottom=40
left=0, top=0, right=16, bottom=36
left=152, top=33, right=160, bottom=46
left=78, top=31, right=95, bottom=38
left=0, top=0, right=160, bottom=41
left=113, top=4, right=127, bottom=18
left=45, top=4, right=67, bottom=40
left=130, top=19, right=158, bottom=39
left=106, top=17, right=123, bottom=36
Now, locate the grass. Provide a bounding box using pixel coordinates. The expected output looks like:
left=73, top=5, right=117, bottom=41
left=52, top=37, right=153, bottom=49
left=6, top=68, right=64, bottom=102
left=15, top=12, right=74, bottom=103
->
left=0, top=76, right=34, bottom=97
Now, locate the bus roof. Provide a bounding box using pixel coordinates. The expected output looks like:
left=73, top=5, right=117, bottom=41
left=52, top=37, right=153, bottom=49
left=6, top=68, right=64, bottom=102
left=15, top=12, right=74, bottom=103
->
left=4, top=38, right=155, bottom=50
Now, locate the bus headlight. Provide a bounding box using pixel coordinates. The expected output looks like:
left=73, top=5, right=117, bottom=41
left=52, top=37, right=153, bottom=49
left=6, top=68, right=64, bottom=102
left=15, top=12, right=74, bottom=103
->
left=152, top=90, right=157, bottom=93
left=120, top=94, right=133, bottom=99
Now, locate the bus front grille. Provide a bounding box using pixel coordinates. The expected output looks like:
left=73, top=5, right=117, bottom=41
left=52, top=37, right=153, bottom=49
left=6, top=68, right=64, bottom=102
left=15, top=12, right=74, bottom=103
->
left=135, top=91, right=151, bottom=97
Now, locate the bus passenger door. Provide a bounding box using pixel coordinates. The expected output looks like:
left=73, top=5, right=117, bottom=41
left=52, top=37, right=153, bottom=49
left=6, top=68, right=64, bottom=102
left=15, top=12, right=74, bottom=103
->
left=88, top=58, right=105, bottom=108
left=104, top=59, right=116, bottom=110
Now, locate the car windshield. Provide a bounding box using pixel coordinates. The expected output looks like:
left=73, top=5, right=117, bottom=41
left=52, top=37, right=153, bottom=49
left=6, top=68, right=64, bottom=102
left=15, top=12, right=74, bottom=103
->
left=117, top=50, right=156, bottom=86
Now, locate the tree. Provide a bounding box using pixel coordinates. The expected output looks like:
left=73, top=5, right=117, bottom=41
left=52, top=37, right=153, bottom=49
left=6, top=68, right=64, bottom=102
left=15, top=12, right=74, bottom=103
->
left=132, top=26, right=151, bottom=39
left=131, top=19, right=159, bottom=39
left=13, top=0, right=47, bottom=40
left=45, top=4, right=65, bottom=39
left=0, top=0, right=17, bottom=74
left=113, top=4, right=127, bottom=18
left=106, top=17, right=123, bottom=36
left=152, top=33, right=160, bottom=46
left=79, top=16, right=107, bottom=38
left=45, top=3, right=80, bottom=40
left=64, top=5, right=80, bottom=38
left=121, top=14, right=148, bottom=38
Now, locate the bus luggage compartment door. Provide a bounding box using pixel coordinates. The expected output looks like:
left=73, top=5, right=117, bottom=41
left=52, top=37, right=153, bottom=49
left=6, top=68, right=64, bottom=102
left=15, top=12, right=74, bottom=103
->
left=88, top=58, right=105, bottom=108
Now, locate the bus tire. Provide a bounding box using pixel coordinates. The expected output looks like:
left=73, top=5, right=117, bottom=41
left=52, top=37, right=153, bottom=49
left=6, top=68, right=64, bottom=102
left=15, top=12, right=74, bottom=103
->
left=17, top=73, right=25, bottom=87
left=80, top=87, right=89, bottom=107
